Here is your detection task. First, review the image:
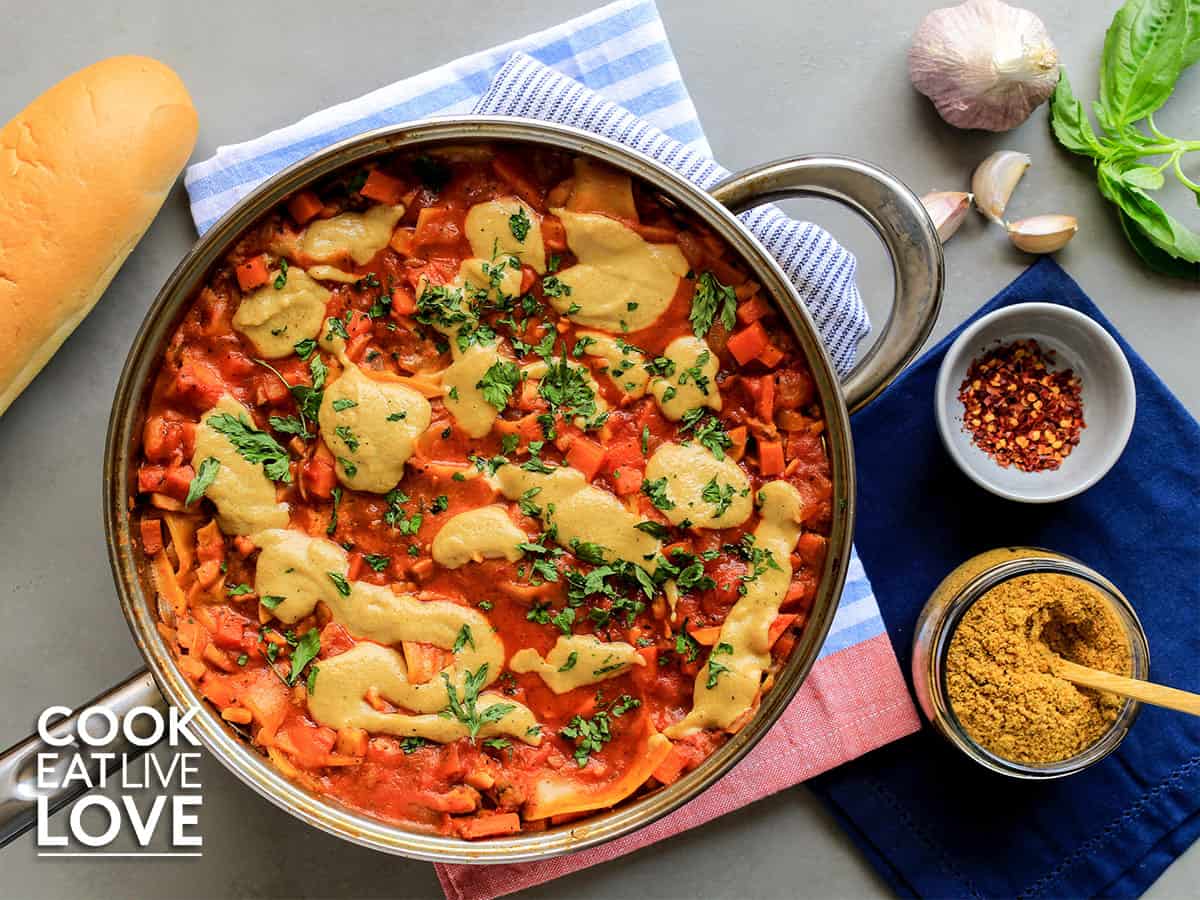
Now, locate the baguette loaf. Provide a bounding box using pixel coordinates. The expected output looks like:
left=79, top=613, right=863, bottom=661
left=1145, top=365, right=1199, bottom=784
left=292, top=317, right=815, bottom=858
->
left=0, top=55, right=198, bottom=416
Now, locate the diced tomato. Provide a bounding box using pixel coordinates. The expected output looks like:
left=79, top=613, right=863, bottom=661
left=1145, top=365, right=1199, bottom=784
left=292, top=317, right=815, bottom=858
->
left=287, top=190, right=324, bottom=226
left=211, top=609, right=247, bottom=650
left=565, top=437, right=606, bottom=481
left=491, top=154, right=544, bottom=208
left=140, top=518, right=164, bottom=555
left=457, top=813, right=521, bottom=840
left=652, top=742, right=691, bottom=786
left=756, top=375, right=776, bottom=421
left=320, top=622, right=355, bottom=658
left=303, top=448, right=337, bottom=500
left=389, top=227, right=415, bottom=256
left=235, top=255, right=270, bottom=292
left=726, top=321, right=769, bottom=366
left=390, top=288, right=416, bottom=317
left=795, top=533, right=828, bottom=569
left=776, top=369, right=816, bottom=409
left=284, top=719, right=337, bottom=770
left=143, top=417, right=183, bottom=463
left=359, top=169, right=406, bottom=205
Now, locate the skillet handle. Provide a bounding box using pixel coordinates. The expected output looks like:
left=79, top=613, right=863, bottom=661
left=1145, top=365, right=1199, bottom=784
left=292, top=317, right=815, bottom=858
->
left=0, top=669, right=166, bottom=849
left=710, top=155, right=943, bottom=412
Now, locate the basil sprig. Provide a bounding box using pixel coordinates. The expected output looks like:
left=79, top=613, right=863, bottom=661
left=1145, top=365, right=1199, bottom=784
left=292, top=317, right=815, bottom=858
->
left=1051, top=0, right=1200, bottom=279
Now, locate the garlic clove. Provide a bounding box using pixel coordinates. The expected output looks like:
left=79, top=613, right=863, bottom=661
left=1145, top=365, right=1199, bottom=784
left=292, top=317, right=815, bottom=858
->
left=921, top=191, right=974, bottom=243
left=1007, top=214, right=1078, bottom=254
left=908, top=0, right=1060, bottom=132
left=972, top=151, right=1031, bottom=224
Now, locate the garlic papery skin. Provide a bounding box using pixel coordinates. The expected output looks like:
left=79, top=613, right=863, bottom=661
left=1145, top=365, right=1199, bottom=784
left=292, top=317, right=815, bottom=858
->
left=1007, top=214, right=1078, bottom=253
left=972, top=150, right=1030, bottom=224
left=921, top=192, right=973, bottom=243
left=909, top=0, right=1060, bottom=132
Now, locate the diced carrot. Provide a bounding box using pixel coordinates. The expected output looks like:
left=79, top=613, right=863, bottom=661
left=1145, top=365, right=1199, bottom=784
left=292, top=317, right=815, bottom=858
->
left=727, top=425, right=748, bottom=462
left=196, top=520, right=225, bottom=563
left=390, top=289, right=416, bottom=317
left=287, top=190, right=324, bottom=226
left=768, top=614, right=798, bottom=648
left=652, top=742, right=690, bottom=786
left=491, top=154, right=545, bottom=208
left=403, top=641, right=447, bottom=684
left=140, top=518, right=164, bottom=555
left=541, top=215, right=567, bottom=253
left=758, top=439, right=785, bottom=476
left=566, top=437, right=607, bottom=482
left=726, top=321, right=769, bottom=366
left=138, top=464, right=166, bottom=494
left=688, top=624, right=722, bottom=646
left=457, top=812, right=521, bottom=840
left=758, top=343, right=785, bottom=369
left=195, top=559, right=223, bottom=589
left=360, top=169, right=406, bottom=205
left=611, top=466, right=643, bottom=496
left=756, top=375, right=776, bottom=421
left=178, top=656, right=206, bottom=680
left=736, top=295, right=772, bottom=325
left=302, top=449, right=337, bottom=500
left=161, top=464, right=196, bottom=501
left=221, top=707, right=253, bottom=725
left=347, top=553, right=365, bottom=583
left=235, top=255, right=270, bottom=292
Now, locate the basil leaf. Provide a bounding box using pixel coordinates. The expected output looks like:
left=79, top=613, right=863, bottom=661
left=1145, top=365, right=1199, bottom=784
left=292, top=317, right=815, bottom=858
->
left=185, top=457, right=220, bottom=506
left=1049, top=71, right=1106, bottom=159
left=1099, top=161, right=1200, bottom=264
left=288, top=629, right=321, bottom=686
left=1119, top=210, right=1200, bottom=278
left=1099, top=0, right=1189, bottom=128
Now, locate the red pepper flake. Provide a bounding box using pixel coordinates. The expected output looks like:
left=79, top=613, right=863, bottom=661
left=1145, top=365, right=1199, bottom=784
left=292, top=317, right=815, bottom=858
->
left=957, top=339, right=1084, bottom=472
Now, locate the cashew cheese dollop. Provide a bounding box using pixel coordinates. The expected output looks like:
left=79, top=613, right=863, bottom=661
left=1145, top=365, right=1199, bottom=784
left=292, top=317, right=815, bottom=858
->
left=510, top=635, right=644, bottom=694
left=644, top=441, right=752, bottom=529
left=232, top=267, right=330, bottom=359
left=550, top=208, right=688, bottom=332
left=300, top=204, right=405, bottom=265
left=318, top=361, right=432, bottom=493
left=666, top=481, right=805, bottom=737
left=465, top=197, right=546, bottom=273
left=431, top=505, right=528, bottom=569
left=191, top=395, right=289, bottom=536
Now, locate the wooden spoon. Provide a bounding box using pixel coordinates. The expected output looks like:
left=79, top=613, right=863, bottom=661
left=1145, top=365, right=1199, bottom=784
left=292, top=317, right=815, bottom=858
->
left=1050, top=656, right=1200, bottom=717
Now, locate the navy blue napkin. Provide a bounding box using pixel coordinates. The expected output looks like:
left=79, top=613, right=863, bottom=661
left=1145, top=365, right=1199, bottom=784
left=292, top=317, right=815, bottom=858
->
left=809, top=258, right=1200, bottom=898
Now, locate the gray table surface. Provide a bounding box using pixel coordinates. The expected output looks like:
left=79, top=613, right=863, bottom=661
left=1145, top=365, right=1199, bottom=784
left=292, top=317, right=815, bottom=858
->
left=1, top=1, right=1197, bottom=897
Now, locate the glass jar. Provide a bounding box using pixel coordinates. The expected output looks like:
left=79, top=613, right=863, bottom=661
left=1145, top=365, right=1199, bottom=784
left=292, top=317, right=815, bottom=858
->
left=912, top=547, right=1149, bottom=779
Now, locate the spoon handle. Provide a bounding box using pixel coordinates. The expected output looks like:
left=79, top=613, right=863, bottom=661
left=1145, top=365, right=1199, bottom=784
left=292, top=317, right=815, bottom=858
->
left=1053, top=658, right=1200, bottom=717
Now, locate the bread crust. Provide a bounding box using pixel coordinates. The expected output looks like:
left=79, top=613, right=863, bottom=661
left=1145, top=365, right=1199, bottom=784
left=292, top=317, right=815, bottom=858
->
left=0, top=55, right=198, bottom=415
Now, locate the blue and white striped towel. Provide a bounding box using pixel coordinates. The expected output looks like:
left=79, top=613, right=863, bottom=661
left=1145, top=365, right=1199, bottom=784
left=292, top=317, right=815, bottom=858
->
left=183, top=0, right=887, bottom=666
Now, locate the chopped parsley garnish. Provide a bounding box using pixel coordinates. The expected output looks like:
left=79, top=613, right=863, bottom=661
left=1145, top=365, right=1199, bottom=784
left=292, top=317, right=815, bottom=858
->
left=430, top=494, right=449, bottom=514
left=289, top=629, right=321, bottom=686
left=362, top=553, right=390, bottom=572
left=208, top=413, right=292, bottom=483
left=641, top=477, right=675, bottom=511
left=689, top=271, right=738, bottom=338
left=325, top=316, right=350, bottom=342
left=705, top=642, right=734, bottom=689
left=331, top=398, right=357, bottom=412
left=269, top=415, right=308, bottom=437
left=401, top=737, right=427, bottom=754
left=702, top=477, right=736, bottom=517
left=185, top=456, right=220, bottom=506
left=477, top=359, right=520, bottom=411
left=327, top=572, right=351, bottom=597
left=386, top=411, right=407, bottom=421
left=384, top=488, right=423, bottom=535
left=641, top=424, right=650, bottom=456
left=679, top=408, right=733, bottom=460
left=509, top=206, right=531, bottom=242
left=526, top=601, right=553, bottom=625
left=334, top=425, right=359, bottom=453
left=557, top=651, right=579, bottom=672
left=440, top=664, right=515, bottom=741
left=559, top=695, right=640, bottom=767
left=338, top=457, right=357, bottom=477
left=236, top=653, right=248, bottom=666
left=273, top=259, right=289, bottom=290
left=634, top=520, right=670, bottom=540
left=542, top=275, right=571, bottom=298
left=675, top=622, right=701, bottom=662
left=551, top=606, right=576, bottom=635
left=293, top=338, right=317, bottom=360
left=517, top=487, right=542, bottom=517
left=453, top=624, right=475, bottom=654
left=327, top=486, right=342, bottom=536
left=226, top=583, right=252, bottom=596
left=538, top=348, right=600, bottom=426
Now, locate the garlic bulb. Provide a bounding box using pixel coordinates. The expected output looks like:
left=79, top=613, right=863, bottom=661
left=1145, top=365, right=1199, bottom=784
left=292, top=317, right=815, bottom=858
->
left=1007, top=214, right=1077, bottom=253
left=909, top=0, right=1060, bottom=132
left=921, top=192, right=973, bottom=242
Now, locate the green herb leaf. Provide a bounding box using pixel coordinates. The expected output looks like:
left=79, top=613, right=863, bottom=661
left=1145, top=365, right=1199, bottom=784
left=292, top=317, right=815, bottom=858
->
left=328, top=571, right=351, bottom=597
left=208, top=413, right=292, bottom=483
left=453, top=623, right=475, bottom=654
left=1099, top=0, right=1189, bottom=130
left=327, top=486, right=342, bottom=536
left=509, top=206, right=531, bottom=242
left=185, top=457, right=220, bottom=506
left=273, top=259, right=289, bottom=290
left=289, top=629, right=321, bottom=686
left=689, top=271, right=738, bottom=337
left=477, top=359, right=521, bottom=411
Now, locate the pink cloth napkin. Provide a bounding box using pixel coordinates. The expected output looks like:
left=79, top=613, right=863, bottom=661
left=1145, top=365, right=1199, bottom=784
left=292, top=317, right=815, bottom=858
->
left=436, top=633, right=920, bottom=900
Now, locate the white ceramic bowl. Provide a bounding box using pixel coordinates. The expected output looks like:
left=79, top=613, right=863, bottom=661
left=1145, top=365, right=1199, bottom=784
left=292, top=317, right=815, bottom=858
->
left=935, top=302, right=1136, bottom=503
